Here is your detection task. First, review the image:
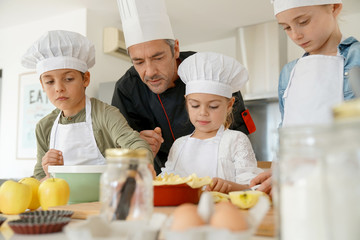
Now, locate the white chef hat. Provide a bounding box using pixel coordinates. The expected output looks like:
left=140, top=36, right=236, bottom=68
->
left=272, top=0, right=342, bottom=15
left=178, top=52, right=248, bottom=98
left=117, top=0, right=175, bottom=48
left=21, top=30, right=95, bottom=77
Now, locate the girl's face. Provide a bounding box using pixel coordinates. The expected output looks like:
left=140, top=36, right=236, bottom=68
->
left=186, top=93, right=234, bottom=139
left=40, top=69, right=90, bottom=117
left=276, top=4, right=342, bottom=55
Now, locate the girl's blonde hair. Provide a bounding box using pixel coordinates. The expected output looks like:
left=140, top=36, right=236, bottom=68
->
left=224, top=101, right=234, bottom=129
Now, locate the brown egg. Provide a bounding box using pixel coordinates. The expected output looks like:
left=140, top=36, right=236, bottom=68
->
left=209, top=201, right=249, bottom=231
left=171, top=203, right=206, bottom=231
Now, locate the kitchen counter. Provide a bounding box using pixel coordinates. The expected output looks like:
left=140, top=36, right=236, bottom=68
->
left=0, top=204, right=277, bottom=240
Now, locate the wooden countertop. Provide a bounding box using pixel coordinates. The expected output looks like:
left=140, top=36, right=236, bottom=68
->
left=0, top=202, right=277, bottom=240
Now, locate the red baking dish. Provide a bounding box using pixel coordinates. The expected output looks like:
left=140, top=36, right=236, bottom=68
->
left=154, top=184, right=202, bottom=206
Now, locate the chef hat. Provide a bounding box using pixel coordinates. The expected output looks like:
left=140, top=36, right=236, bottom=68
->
left=178, top=52, right=248, bottom=98
left=117, top=0, right=175, bottom=48
left=21, top=30, right=95, bottom=77
left=272, top=0, right=342, bottom=15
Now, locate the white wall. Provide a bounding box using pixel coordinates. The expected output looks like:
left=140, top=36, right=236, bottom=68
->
left=0, top=8, right=131, bottom=179
left=182, top=37, right=236, bottom=59
left=85, top=9, right=132, bottom=98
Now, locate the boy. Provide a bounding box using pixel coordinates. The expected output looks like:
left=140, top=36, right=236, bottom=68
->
left=21, top=30, right=153, bottom=181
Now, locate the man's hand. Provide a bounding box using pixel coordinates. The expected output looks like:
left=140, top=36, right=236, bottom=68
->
left=139, top=127, right=164, bottom=157
left=205, top=177, right=232, bottom=194
left=250, top=170, right=272, bottom=196
left=42, top=149, right=64, bottom=178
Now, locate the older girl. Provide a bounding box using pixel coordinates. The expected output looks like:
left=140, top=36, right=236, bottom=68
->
left=273, top=0, right=360, bottom=126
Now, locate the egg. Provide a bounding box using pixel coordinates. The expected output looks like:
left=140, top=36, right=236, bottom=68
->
left=209, top=201, right=249, bottom=231
left=171, top=203, right=206, bottom=231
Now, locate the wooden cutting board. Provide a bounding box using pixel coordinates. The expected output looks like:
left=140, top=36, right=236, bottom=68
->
left=49, top=201, right=101, bottom=220
left=50, top=202, right=275, bottom=237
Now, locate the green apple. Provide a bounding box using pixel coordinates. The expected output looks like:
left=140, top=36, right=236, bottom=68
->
left=0, top=180, right=32, bottom=214
left=38, top=178, right=70, bottom=210
left=19, top=177, right=41, bottom=210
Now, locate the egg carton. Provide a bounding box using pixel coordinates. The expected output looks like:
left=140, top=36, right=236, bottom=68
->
left=162, top=193, right=270, bottom=240
left=64, top=213, right=167, bottom=240
left=164, top=226, right=254, bottom=240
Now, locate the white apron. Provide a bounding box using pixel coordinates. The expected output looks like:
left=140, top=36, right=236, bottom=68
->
left=283, top=55, right=344, bottom=127
left=174, top=126, right=224, bottom=178
left=49, top=96, right=106, bottom=165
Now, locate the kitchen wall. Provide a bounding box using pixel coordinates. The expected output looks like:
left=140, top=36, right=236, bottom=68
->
left=0, top=7, right=359, bottom=178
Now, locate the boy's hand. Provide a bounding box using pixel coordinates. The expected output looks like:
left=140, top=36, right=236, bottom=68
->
left=139, top=127, right=164, bottom=157
left=42, top=149, right=63, bottom=177
left=206, top=177, right=232, bottom=194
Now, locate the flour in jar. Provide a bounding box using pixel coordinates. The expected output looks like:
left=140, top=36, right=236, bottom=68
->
left=280, top=163, right=328, bottom=240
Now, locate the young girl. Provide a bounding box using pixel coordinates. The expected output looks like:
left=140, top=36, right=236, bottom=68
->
left=21, top=30, right=153, bottom=181
left=160, top=52, right=262, bottom=193
left=273, top=0, right=360, bottom=127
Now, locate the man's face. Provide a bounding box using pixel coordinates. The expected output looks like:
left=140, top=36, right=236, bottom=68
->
left=128, top=39, right=180, bottom=94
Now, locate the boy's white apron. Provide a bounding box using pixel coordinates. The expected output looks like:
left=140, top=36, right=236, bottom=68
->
left=49, top=96, right=106, bottom=165
left=283, top=55, right=344, bottom=127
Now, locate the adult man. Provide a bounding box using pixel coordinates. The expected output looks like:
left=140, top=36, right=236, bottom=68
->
left=112, top=0, right=253, bottom=174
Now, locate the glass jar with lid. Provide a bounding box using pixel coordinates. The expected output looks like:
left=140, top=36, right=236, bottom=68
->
left=274, top=125, right=332, bottom=240
left=100, top=148, right=153, bottom=222
left=274, top=120, right=360, bottom=240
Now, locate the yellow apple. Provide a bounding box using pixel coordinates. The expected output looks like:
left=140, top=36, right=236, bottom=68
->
left=38, top=178, right=70, bottom=210
left=18, top=177, right=41, bottom=210
left=0, top=180, right=32, bottom=214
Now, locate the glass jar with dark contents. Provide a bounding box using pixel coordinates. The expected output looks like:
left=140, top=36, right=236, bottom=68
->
left=100, top=148, right=153, bottom=222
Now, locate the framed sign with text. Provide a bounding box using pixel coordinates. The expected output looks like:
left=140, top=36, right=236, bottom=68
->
left=17, top=72, right=55, bottom=159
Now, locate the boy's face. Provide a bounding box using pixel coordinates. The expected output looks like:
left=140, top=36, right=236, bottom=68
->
left=128, top=39, right=180, bottom=94
left=276, top=4, right=342, bottom=55
left=186, top=93, right=234, bottom=139
left=40, top=69, right=90, bottom=117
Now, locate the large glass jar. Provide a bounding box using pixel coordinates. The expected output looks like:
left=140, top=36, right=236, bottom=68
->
left=100, top=148, right=153, bottom=222
left=274, top=121, right=360, bottom=240
left=274, top=125, right=332, bottom=240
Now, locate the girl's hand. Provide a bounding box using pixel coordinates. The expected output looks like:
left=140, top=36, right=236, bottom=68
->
left=41, top=149, right=63, bottom=178
left=206, top=177, right=232, bottom=194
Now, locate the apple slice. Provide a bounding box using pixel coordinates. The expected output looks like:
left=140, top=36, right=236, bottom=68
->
left=229, top=190, right=270, bottom=209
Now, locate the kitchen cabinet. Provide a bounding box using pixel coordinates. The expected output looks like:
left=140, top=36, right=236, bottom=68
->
left=246, top=98, right=280, bottom=163
left=236, top=21, right=287, bottom=101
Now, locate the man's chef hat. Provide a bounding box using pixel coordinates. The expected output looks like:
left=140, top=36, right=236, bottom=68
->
left=178, top=52, right=248, bottom=98
left=117, top=0, right=175, bottom=48
left=22, top=30, right=95, bottom=77
left=272, top=0, right=342, bottom=15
